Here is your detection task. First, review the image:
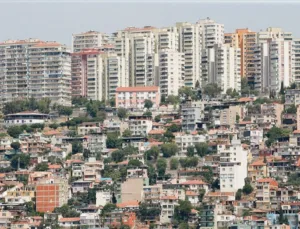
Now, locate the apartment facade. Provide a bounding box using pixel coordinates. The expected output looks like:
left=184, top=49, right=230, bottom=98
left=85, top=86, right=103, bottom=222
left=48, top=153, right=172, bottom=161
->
left=0, top=39, right=71, bottom=107
left=71, top=48, right=126, bottom=101
left=115, top=86, right=160, bottom=109
left=72, top=30, right=109, bottom=52
left=36, top=177, right=68, bottom=212
left=219, top=138, right=248, bottom=192
left=202, top=44, right=241, bottom=94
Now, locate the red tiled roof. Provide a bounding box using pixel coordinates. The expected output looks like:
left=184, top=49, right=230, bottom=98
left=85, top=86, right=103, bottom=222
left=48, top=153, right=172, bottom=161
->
left=257, top=178, right=278, bottom=186
left=180, top=180, right=207, bottom=185
left=238, top=97, right=253, bottom=102
left=250, top=160, right=266, bottom=166
left=59, top=217, right=80, bottom=222
left=186, top=191, right=198, bottom=196
left=117, top=200, right=139, bottom=208
left=116, top=86, right=159, bottom=92
left=148, top=129, right=165, bottom=135
left=160, top=195, right=177, bottom=200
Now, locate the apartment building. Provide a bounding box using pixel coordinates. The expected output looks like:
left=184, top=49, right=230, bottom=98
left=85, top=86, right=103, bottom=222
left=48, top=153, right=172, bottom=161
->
left=219, top=105, right=244, bottom=128
left=71, top=48, right=126, bottom=101
left=114, top=26, right=157, bottom=87
left=36, top=177, right=68, bottom=212
left=181, top=100, right=204, bottom=132
left=128, top=116, right=152, bottom=136
left=219, top=138, right=248, bottom=192
left=72, top=30, right=109, bottom=52
left=202, top=44, right=241, bottom=94
left=256, top=178, right=279, bottom=210
left=115, top=86, right=160, bottom=109
left=292, top=39, right=300, bottom=85
left=258, top=27, right=293, bottom=43
left=251, top=103, right=284, bottom=127
left=157, top=27, right=179, bottom=51
left=285, top=89, right=300, bottom=106
left=0, top=39, right=71, bottom=107
left=158, top=50, right=184, bottom=97
left=175, top=134, right=207, bottom=156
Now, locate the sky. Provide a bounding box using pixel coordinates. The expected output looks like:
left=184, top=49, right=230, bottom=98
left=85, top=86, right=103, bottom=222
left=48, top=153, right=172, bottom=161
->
left=0, top=1, right=299, bottom=46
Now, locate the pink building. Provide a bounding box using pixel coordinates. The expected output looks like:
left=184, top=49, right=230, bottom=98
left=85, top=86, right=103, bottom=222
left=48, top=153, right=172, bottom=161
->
left=116, top=86, right=160, bottom=109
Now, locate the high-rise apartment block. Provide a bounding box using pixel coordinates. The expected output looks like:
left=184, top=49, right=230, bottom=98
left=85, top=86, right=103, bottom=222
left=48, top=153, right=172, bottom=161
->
left=0, top=39, right=71, bottom=107
left=71, top=48, right=126, bottom=101
left=202, top=44, right=241, bottom=93
left=72, top=30, right=109, bottom=52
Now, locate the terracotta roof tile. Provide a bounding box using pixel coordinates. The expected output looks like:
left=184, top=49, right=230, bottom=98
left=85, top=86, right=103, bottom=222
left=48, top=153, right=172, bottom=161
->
left=116, top=86, right=159, bottom=92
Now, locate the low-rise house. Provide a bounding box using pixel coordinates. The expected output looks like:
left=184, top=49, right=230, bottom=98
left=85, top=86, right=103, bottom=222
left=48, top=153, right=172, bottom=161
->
left=256, top=178, right=279, bottom=211
left=77, top=122, right=101, bottom=135
left=72, top=180, right=92, bottom=193
left=175, top=134, right=207, bottom=156
left=58, top=217, right=81, bottom=228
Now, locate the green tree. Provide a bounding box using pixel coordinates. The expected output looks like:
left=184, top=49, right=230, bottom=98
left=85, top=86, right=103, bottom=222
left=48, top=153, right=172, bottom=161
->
left=166, top=95, right=180, bottom=105
left=285, top=104, right=297, bottom=114
left=154, top=115, right=161, bottom=122
left=144, top=99, right=153, bottom=109
left=72, top=141, right=83, bottom=154
left=235, top=189, right=242, bottom=200
left=38, top=98, right=51, bottom=114
left=34, top=162, right=49, bottom=171
left=10, top=154, right=30, bottom=169
left=178, top=222, right=189, bottom=229
left=128, top=159, right=142, bottom=167
left=179, top=87, right=196, bottom=101
left=174, top=200, right=192, bottom=222
left=54, top=204, right=80, bottom=218
left=179, top=157, right=198, bottom=168
left=167, top=124, right=180, bottom=132
left=111, top=150, right=125, bottom=163
left=7, top=126, right=23, bottom=138
left=195, top=142, right=210, bottom=157
left=138, top=203, right=161, bottom=221
left=106, top=132, right=122, bottom=148
left=122, top=129, right=132, bottom=137
left=144, top=146, right=160, bottom=161
left=109, top=97, right=116, bottom=107
left=147, top=163, right=157, bottom=185
left=265, top=126, right=291, bottom=147
left=186, top=146, right=195, bottom=157
left=143, top=110, right=152, bottom=117
left=242, top=178, right=253, bottom=194
left=161, top=143, right=178, bottom=157
left=87, top=188, right=96, bottom=204
left=10, top=142, right=20, bottom=152
left=170, top=158, right=179, bottom=170
left=58, top=106, right=73, bottom=116
left=49, top=123, right=59, bottom=129
left=156, top=158, right=167, bottom=177
left=117, top=108, right=128, bottom=120
left=203, top=83, right=222, bottom=98
left=101, top=203, right=116, bottom=216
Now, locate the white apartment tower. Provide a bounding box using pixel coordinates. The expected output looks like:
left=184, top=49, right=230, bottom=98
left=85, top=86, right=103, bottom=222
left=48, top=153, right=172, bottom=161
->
left=292, top=39, right=300, bottom=85
left=72, top=31, right=109, bottom=52
left=157, top=27, right=179, bottom=51
left=0, top=39, right=72, bottom=107
left=71, top=49, right=126, bottom=101
left=114, top=26, right=157, bottom=87
left=258, top=27, right=293, bottom=43
left=158, top=50, right=185, bottom=97
left=219, top=138, right=248, bottom=193
left=176, top=18, right=224, bottom=87
left=202, top=44, right=241, bottom=94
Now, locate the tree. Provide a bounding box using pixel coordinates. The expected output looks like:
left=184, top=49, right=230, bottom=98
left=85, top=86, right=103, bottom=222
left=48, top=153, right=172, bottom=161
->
left=7, top=126, right=23, bottom=138
left=54, top=204, right=80, bottom=218
left=179, top=87, right=196, bottom=101
left=167, top=124, right=180, bottom=133
left=156, top=158, right=167, bottom=177
left=34, top=162, right=48, bottom=171
left=106, top=132, right=122, bottom=148
left=143, top=110, right=152, bottom=117
left=195, top=142, right=210, bottom=157
left=122, top=129, right=132, bottom=137
left=265, top=126, right=291, bottom=147
left=179, top=157, right=198, bottom=168
left=186, top=146, right=195, bottom=157
left=138, top=203, right=161, bottom=221
left=161, top=143, right=178, bottom=157
left=144, top=146, right=160, bottom=161
left=242, top=178, right=253, bottom=194
left=166, top=95, right=180, bottom=105
left=154, top=115, right=161, bottom=122
left=147, top=163, right=157, bottom=185
left=83, top=149, right=90, bottom=160
left=111, top=150, right=125, bottom=163
left=203, top=83, right=222, bottom=98
left=58, top=106, right=73, bottom=116
left=49, top=123, right=59, bottom=129
left=235, top=189, right=242, bottom=200
left=285, top=104, right=297, bottom=114
left=38, top=98, right=51, bottom=114
left=178, top=222, right=189, bottom=229
left=174, top=200, right=192, bottom=222
left=170, top=158, right=179, bottom=170
left=279, top=81, right=285, bottom=95
left=72, top=141, right=83, bottom=154
left=101, top=203, right=116, bottom=216
left=144, top=99, right=153, bottom=109
left=128, top=159, right=142, bottom=167
left=87, top=188, right=96, bottom=204
left=10, top=154, right=30, bottom=169
left=117, top=108, right=127, bottom=120
left=10, top=142, right=20, bottom=152
left=109, top=97, right=116, bottom=107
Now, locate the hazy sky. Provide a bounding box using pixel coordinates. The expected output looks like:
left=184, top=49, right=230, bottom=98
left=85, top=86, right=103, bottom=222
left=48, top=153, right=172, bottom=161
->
left=0, top=1, right=299, bottom=46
